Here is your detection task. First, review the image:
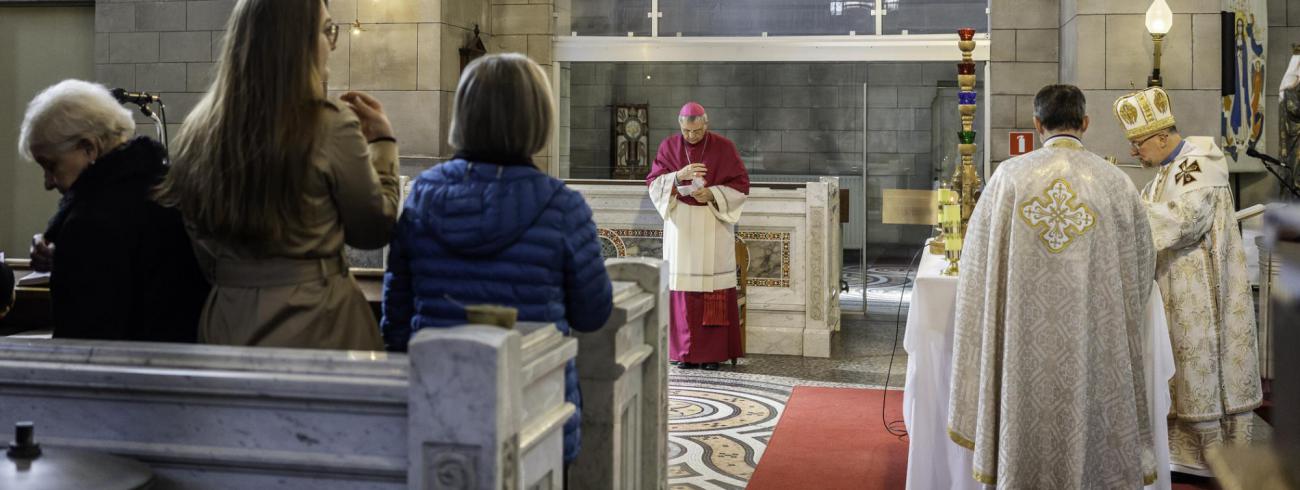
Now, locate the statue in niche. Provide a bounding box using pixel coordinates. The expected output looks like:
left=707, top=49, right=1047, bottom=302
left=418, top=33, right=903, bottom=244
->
left=611, top=104, right=650, bottom=180
left=1281, top=46, right=1300, bottom=191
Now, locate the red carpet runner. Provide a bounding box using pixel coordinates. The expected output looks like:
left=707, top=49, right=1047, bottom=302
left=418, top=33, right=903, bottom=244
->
left=747, top=387, right=1217, bottom=490
left=747, top=387, right=908, bottom=490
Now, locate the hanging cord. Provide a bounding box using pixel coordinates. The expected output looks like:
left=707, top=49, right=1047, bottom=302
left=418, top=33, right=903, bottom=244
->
left=881, top=245, right=926, bottom=440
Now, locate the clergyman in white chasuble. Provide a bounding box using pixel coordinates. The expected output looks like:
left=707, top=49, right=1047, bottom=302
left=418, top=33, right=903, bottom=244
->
left=949, top=85, right=1160, bottom=488
left=1115, top=87, right=1263, bottom=477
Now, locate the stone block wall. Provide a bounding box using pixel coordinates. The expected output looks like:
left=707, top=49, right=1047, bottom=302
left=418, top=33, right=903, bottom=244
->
left=93, top=0, right=493, bottom=160
left=1059, top=0, right=1223, bottom=177
left=989, top=0, right=1060, bottom=165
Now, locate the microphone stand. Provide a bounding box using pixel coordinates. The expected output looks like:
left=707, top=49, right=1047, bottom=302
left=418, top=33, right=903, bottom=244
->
left=1247, top=149, right=1300, bottom=200
left=121, top=98, right=168, bottom=152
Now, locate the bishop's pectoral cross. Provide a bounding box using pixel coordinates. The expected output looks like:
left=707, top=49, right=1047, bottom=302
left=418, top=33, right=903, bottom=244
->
left=1175, top=159, right=1201, bottom=186
left=1019, top=179, right=1097, bottom=254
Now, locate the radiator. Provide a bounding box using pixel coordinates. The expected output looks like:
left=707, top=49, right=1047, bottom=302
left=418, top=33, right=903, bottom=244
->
left=751, top=174, right=865, bottom=250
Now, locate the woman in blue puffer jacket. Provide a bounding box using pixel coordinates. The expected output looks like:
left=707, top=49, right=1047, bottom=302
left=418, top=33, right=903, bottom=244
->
left=381, top=53, right=613, bottom=467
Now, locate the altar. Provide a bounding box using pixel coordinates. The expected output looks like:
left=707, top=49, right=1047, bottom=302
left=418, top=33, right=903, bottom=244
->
left=566, top=179, right=842, bottom=358
left=901, top=247, right=1176, bottom=490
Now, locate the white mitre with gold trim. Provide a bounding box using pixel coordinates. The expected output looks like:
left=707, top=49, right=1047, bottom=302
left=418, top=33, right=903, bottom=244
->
left=1113, top=87, right=1176, bottom=140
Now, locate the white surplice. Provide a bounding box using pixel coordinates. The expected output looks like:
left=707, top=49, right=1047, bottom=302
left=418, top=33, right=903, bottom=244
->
left=649, top=174, right=746, bottom=292
left=948, top=135, right=1160, bottom=488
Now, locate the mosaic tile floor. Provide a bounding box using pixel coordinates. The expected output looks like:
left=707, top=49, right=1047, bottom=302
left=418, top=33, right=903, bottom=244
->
left=667, top=247, right=1274, bottom=490
left=667, top=373, right=791, bottom=490
left=666, top=248, right=919, bottom=489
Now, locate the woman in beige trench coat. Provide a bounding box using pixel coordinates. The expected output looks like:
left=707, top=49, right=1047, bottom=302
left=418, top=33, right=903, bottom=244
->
left=156, top=0, right=398, bottom=350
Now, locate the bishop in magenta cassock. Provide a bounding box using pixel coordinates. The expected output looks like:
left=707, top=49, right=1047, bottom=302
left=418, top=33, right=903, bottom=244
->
left=645, top=102, right=750, bottom=370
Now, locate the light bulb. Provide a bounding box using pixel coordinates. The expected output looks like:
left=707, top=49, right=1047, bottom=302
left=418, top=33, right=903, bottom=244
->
left=1145, top=0, right=1173, bottom=35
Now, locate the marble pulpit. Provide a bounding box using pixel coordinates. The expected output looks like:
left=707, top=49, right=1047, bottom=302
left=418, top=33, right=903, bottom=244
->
left=567, top=178, right=842, bottom=358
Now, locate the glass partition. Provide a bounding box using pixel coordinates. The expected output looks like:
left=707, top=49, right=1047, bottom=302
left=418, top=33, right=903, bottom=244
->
left=565, top=0, right=987, bottom=37
left=570, top=0, right=652, bottom=36
left=558, top=60, right=987, bottom=313
left=881, top=0, right=988, bottom=34
left=657, top=0, right=876, bottom=36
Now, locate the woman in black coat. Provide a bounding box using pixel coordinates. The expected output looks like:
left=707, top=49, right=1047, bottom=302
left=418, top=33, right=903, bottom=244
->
left=20, top=80, right=208, bottom=342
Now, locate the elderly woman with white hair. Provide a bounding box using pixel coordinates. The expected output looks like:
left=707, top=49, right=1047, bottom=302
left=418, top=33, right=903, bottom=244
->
left=19, top=79, right=209, bottom=342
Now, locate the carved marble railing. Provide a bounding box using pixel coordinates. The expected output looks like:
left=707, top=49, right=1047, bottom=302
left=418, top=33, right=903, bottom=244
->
left=0, top=322, right=575, bottom=490
left=571, top=258, right=669, bottom=490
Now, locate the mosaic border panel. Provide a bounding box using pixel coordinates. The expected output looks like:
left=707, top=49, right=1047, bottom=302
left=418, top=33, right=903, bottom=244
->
left=597, top=228, right=627, bottom=257
left=736, top=231, right=791, bottom=288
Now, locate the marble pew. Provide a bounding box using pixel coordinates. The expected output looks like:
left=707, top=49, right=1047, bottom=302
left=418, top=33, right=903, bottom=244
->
left=0, top=322, right=574, bottom=490
left=570, top=258, right=670, bottom=490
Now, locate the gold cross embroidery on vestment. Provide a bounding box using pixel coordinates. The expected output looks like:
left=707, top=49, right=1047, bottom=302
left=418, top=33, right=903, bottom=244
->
left=1019, top=179, right=1097, bottom=253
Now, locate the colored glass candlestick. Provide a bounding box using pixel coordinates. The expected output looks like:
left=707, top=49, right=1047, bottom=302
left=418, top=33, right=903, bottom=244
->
left=958, top=131, right=977, bottom=145
left=957, top=62, right=976, bottom=75
left=958, top=91, right=978, bottom=105
left=958, top=28, right=975, bottom=41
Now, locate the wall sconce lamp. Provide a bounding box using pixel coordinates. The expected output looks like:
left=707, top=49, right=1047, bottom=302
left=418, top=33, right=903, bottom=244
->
left=350, top=19, right=365, bottom=36
left=1145, top=0, right=1173, bottom=87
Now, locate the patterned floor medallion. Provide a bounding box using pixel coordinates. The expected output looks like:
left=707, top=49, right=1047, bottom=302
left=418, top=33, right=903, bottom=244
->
left=840, top=263, right=914, bottom=315
left=667, top=253, right=916, bottom=489
left=668, top=374, right=792, bottom=490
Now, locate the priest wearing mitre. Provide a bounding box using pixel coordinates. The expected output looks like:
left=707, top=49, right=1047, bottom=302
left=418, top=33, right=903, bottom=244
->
left=949, top=85, right=1159, bottom=487
left=1115, top=87, right=1262, bottom=477
left=645, top=102, right=750, bottom=371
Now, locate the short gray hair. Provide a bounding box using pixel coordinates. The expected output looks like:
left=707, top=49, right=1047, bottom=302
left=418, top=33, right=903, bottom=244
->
left=678, top=114, right=708, bottom=125
left=18, top=79, right=135, bottom=160
left=449, top=53, right=554, bottom=159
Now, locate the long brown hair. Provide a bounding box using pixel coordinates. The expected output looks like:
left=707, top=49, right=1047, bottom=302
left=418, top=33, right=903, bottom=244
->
left=157, top=0, right=327, bottom=251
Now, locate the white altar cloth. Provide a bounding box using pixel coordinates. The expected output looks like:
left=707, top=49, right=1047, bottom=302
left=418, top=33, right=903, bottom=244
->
left=902, top=248, right=1175, bottom=490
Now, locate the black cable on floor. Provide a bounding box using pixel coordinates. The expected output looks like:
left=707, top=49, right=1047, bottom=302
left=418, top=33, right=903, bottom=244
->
left=880, top=245, right=926, bottom=441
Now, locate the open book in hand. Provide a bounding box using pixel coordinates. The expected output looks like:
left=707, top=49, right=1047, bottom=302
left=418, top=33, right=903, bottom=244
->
left=17, top=271, right=50, bottom=287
